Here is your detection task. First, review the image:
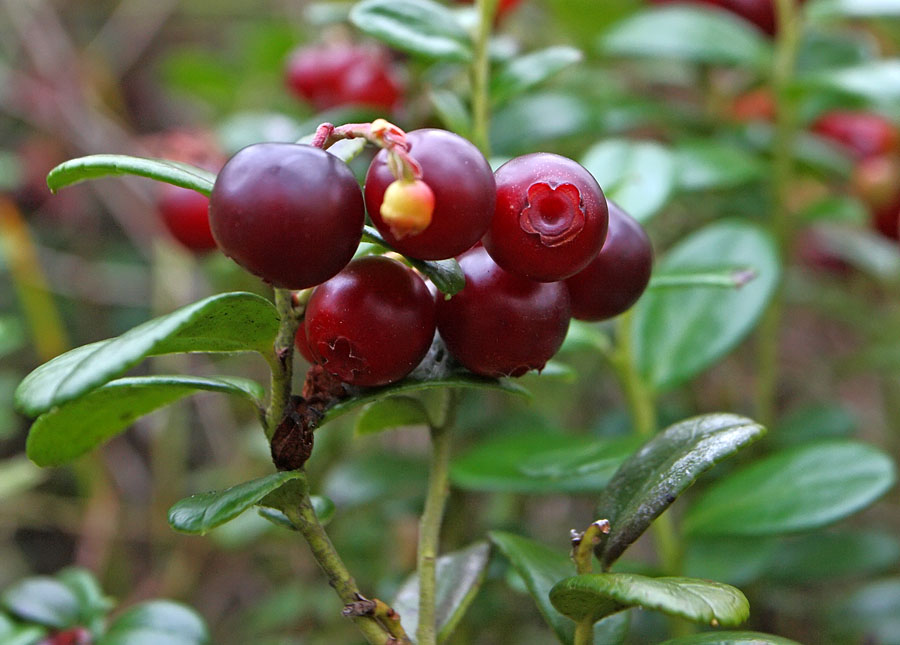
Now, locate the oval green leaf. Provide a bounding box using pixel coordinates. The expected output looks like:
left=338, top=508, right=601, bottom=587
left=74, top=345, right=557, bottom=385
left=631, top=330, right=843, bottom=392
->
left=168, top=471, right=306, bottom=535
left=826, top=578, right=900, bottom=644
left=684, top=440, right=896, bottom=536
left=101, top=600, right=208, bottom=645
left=27, top=376, right=263, bottom=467
left=392, top=542, right=490, bottom=642
left=490, top=531, right=629, bottom=645
left=491, top=46, right=583, bottom=105
left=600, top=6, right=772, bottom=69
left=684, top=536, right=779, bottom=587
left=633, top=220, right=780, bottom=390
left=804, top=59, right=900, bottom=109
left=549, top=573, right=749, bottom=627
left=47, top=155, right=215, bottom=196
left=354, top=396, right=430, bottom=436
left=1, top=578, right=80, bottom=629
left=349, top=0, right=473, bottom=62
left=674, top=140, right=765, bottom=192
left=581, top=139, right=675, bottom=223
left=763, top=530, right=900, bottom=583
left=660, top=632, right=802, bottom=645
left=1, top=626, right=47, bottom=645
left=15, top=292, right=278, bottom=418
left=595, top=414, right=766, bottom=569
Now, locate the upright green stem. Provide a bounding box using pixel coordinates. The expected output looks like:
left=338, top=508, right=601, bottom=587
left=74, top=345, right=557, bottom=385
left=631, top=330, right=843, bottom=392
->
left=417, top=391, right=458, bottom=645
left=471, top=0, right=498, bottom=156
left=756, top=0, right=802, bottom=429
left=265, top=288, right=300, bottom=438
left=574, top=619, right=594, bottom=645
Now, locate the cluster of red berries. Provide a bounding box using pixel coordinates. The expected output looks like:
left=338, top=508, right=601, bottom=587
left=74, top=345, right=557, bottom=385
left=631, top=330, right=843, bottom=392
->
left=207, top=126, right=652, bottom=388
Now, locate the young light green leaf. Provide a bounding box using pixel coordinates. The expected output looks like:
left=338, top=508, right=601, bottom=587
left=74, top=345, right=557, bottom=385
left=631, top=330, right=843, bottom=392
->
left=549, top=573, right=749, bottom=627
left=392, top=542, right=490, bottom=641
left=168, top=471, right=306, bottom=535
left=633, top=221, right=780, bottom=390
left=1, top=578, right=81, bottom=629
left=100, top=601, right=209, bottom=645
left=600, top=5, right=772, bottom=69
left=15, top=292, right=278, bottom=418
left=660, top=632, right=802, bottom=645
left=684, top=440, right=896, bottom=536
left=350, top=0, right=473, bottom=62
left=491, top=46, right=583, bottom=105
left=581, top=139, right=675, bottom=223
left=490, top=532, right=629, bottom=645
left=47, top=155, right=215, bottom=196
left=354, top=396, right=431, bottom=436
left=594, top=414, right=766, bottom=569
left=361, top=226, right=466, bottom=295
left=674, top=140, right=765, bottom=191
left=26, top=376, right=264, bottom=467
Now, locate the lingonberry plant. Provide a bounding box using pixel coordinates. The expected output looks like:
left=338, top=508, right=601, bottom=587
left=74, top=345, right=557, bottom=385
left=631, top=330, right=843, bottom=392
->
left=4, top=0, right=900, bottom=644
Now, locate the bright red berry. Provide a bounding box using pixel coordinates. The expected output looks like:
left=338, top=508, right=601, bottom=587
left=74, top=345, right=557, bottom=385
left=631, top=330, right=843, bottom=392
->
left=812, top=111, right=899, bottom=161
left=305, top=256, right=436, bottom=387
left=294, top=324, right=315, bottom=363
left=564, top=202, right=653, bottom=321
left=436, top=246, right=571, bottom=378
left=158, top=184, right=217, bottom=253
left=483, top=153, right=608, bottom=282
left=285, top=43, right=402, bottom=111
left=209, top=143, right=364, bottom=289
left=365, top=129, right=496, bottom=260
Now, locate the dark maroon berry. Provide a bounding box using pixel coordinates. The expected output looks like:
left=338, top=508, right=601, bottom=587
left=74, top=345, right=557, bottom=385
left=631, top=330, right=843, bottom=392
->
left=158, top=184, right=217, bottom=253
left=436, top=246, right=571, bottom=378
left=294, top=324, right=315, bottom=363
left=565, top=202, right=653, bottom=321
left=285, top=43, right=402, bottom=111
left=365, top=129, right=496, bottom=260
left=483, top=153, right=608, bottom=282
left=209, top=143, right=364, bottom=289
left=305, top=256, right=436, bottom=387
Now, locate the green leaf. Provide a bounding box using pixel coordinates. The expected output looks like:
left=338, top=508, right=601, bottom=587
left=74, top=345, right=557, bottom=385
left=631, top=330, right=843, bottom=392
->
left=15, top=292, right=278, bottom=418
left=56, top=567, right=113, bottom=622
left=393, top=542, right=490, bottom=641
left=796, top=194, right=868, bottom=224
left=354, top=396, right=430, bottom=436
left=738, top=123, right=855, bottom=178
left=0, top=316, right=25, bottom=359
left=826, top=578, right=900, bottom=643
left=804, top=59, right=900, bottom=109
left=257, top=495, right=336, bottom=529
left=0, top=456, right=47, bottom=499
left=217, top=112, right=305, bottom=154
left=490, top=532, right=629, bottom=645
left=771, top=402, right=856, bottom=447
left=763, top=530, right=900, bottom=583
left=1, top=578, right=80, bottom=629
left=429, top=90, right=472, bottom=137
left=581, top=139, right=675, bottom=223
left=549, top=573, right=749, bottom=627
left=101, top=601, right=208, bottom=645
left=361, top=226, right=465, bottom=295
left=600, top=6, right=772, bottom=69
left=684, top=440, right=896, bottom=536
left=26, top=376, right=263, bottom=467
left=168, top=471, right=305, bottom=535
left=648, top=267, right=757, bottom=290
left=452, top=433, right=640, bottom=494
left=684, top=536, right=779, bottom=587
left=808, top=0, right=900, bottom=18
left=349, top=0, right=473, bottom=62
left=0, top=626, right=47, bottom=645
left=660, top=632, right=802, bottom=645
left=559, top=320, right=612, bottom=355
left=595, top=414, right=766, bottom=569
left=633, top=221, right=780, bottom=390
left=674, top=140, right=765, bottom=191
left=808, top=223, right=900, bottom=282
left=491, top=46, right=583, bottom=105
left=46, top=155, right=215, bottom=196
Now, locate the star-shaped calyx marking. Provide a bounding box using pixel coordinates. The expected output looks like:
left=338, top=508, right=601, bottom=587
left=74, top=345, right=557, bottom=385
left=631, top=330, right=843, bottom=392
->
left=519, top=182, right=585, bottom=247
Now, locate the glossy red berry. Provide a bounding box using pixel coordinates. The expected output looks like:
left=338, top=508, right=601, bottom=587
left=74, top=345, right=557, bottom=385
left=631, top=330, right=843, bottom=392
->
left=565, top=202, right=653, bottom=321
left=483, top=153, right=608, bottom=282
left=294, top=324, right=315, bottom=363
left=436, top=246, right=571, bottom=378
left=305, top=256, right=436, bottom=387
left=365, top=129, right=496, bottom=260
left=209, top=143, right=364, bottom=289
left=285, top=43, right=402, bottom=111
left=158, top=184, right=217, bottom=253
left=812, top=111, right=899, bottom=161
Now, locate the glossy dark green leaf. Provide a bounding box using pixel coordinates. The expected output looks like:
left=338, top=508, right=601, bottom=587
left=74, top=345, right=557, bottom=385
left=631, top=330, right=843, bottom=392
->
left=763, top=530, right=900, bottom=583
left=772, top=403, right=856, bottom=447
left=550, top=573, right=749, bottom=626
left=684, top=536, right=779, bottom=587
left=595, top=414, right=766, bottom=569
left=361, top=226, right=465, bottom=295
left=452, top=433, right=640, bottom=494
left=393, top=542, right=490, bottom=641
left=46, top=155, right=215, bottom=196
left=581, top=139, right=675, bottom=223
left=660, top=632, right=801, bottom=645
left=15, top=292, right=278, bottom=418
left=168, top=471, right=305, bottom=535
left=674, top=140, right=765, bottom=191
left=1, top=578, right=80, bottom=628
left=490, top=532, right=629, bottom=645
left=808, top=0, right=900, bottom=18
left=26, top=376, right=263, bottom=467
left=491, top=46, right=583, bottom=105
left=826, top=578, right=900, bottom=643
left=633, top=221, right=780, bottom=390
left=257, top=495, right=335, bottom=530
left=100, top=601, right=208, bottom=645
left=684, top=440, right=896, bottom=536
left=600, top=6, right=772, bottom=69
left=349, top=0, right=472, bottom=62
left=354, top=396, right=430, bottom=436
